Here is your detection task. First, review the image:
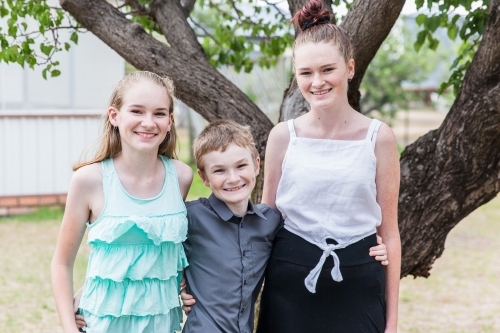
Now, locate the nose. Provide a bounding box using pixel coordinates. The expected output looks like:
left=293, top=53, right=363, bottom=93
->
left=312, top=73, right=325, bottom=88
left=227, top=169, right=240, bottom=183
left=141, top=114, right=155, bottom=128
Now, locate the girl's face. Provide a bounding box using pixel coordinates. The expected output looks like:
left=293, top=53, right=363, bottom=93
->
left=294, top=42, right=354, bottom=111
left=109, top=79, right=172, bottom=154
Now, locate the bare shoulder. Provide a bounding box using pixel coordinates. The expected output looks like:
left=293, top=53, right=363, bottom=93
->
left=375, top=122, right=397, bottom=151
left=268, top=121, right=291, bottom=146
left=172, top=159, right=193, bottom=182
left=71, top=163, right=102, bottom=191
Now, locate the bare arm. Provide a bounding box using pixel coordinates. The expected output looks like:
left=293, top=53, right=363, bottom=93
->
left=261, top=122, right=290, bottom=208
left=173, top=159, right=194, bottom=200
left=374, top=123, right=401, bottom=333
left=51, top=165, right=99, bottom=333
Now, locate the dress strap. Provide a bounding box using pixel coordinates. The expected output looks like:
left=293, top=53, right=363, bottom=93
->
left=287, top=119, right=297, bottom=138
left=100, top=158, right=114, bottom=177
left=365, top=119, right=382, bottom=150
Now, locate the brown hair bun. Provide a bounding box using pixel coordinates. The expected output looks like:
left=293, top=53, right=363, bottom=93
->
left=291, top=0, right=331, bottom=32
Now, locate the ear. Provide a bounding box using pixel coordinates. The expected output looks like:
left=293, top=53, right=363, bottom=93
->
left=347, top=58, right=355, bottom=79
left=254, top=156, right=261, bottom=176
left=169, top=112, right=174, bottom=126
left=108, top=106, right=118, bottom=127
left=197, top=169, right=210, bottom=187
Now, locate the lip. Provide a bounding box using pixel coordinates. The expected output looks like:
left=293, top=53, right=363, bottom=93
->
left=311, top=88, right=332, bottom=96
left=135, top=132, right=157, bottom=138
left=224, top=184, right=246, bottom=192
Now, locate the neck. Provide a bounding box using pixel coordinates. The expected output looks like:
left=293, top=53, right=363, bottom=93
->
left=309, top=104, right=353, bottom=131
left=226, top=199, right=249, bottom=217
left=114, top=147, right=159, bottom=177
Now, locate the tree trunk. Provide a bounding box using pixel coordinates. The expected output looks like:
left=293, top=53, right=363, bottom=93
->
left=398, top=0, right=500, bottom=277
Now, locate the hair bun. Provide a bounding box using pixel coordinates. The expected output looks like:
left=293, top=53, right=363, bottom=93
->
left=291, top=0, right=331, bottom=31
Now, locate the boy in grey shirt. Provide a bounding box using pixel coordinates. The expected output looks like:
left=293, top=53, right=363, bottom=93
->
left=181, top=120, right=281, bottom=333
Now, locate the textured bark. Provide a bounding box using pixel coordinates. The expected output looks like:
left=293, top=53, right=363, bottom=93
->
left=398, top=0, right=500, bottom=277
left=279, top=0, right=406, bottom=121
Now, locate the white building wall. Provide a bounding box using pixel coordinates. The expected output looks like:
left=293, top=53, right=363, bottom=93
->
left=0, top=111, right=102, bottom=196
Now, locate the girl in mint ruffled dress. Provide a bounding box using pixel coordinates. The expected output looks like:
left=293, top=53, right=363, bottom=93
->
left=51, top=71, right=193, bottom=333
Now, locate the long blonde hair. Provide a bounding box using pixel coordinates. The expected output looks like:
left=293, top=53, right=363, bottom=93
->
left=73, top=71, right=178, bottom=171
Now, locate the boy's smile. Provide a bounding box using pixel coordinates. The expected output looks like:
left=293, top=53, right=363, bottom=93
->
left=198, top=143, right=260, bottom=216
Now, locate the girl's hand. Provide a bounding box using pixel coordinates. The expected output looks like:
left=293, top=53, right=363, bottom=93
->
left=370, top=235, right=389, bottom=265
left=180, top=277, right=196, bottom=314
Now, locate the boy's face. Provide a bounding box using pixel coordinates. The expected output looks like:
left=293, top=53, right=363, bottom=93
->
left=198, top=143, right=260, bottom=210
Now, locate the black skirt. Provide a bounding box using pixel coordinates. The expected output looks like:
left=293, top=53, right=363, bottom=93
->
left=256, top=228, right=386, bottom=333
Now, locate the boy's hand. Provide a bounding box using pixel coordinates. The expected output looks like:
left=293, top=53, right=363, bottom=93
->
left=75, top=313, right=87, bottom=330
left=370, top=235, right=389, bottom=266
left=180, top=277, right=196, bottom=314
left=73, top=288, right=86, bottom=329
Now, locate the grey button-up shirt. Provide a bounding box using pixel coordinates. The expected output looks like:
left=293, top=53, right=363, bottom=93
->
left=182, top=194, right=282, bottom=333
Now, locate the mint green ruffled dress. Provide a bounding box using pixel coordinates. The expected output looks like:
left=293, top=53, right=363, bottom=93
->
left=79, top=156, right=188, bottom=333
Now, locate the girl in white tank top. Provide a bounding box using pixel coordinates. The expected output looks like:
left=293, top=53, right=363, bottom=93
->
left=276, top=118, right=383, bottom=291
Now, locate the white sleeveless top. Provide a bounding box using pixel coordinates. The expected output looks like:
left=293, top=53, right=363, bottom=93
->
left=275, top=118, right=383, bottom=292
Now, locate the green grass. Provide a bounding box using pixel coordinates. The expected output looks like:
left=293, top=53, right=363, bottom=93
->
left=1, top=206, right=64, bottom=222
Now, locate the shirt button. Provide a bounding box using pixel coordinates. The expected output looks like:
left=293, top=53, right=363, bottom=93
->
left=242, top=251, right=246, bottom=257
left=240, top=308, right=244, bottom=314
left=241, top=223, right=244, bottom=228
left=244, top=279, right=248, bottom=285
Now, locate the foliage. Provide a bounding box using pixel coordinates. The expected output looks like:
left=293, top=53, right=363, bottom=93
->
left=360, top=18, right=448, bottom=118
left=413, top=0, right=490, bottom=95
left=0, top=0, right=80, bottom=79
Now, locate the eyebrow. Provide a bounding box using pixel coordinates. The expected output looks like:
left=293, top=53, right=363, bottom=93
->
left=297, top=63, right=337, bottom=71
left=129, top=104, right=168, bottom=111
left=209, top=158, right=249, bottom=170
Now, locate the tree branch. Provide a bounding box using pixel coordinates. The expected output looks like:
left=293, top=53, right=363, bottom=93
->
left=180, top=0, right=197, bottom=18
left=149, top=0, right=206, bottom=58
left=263, top=0, right=290, bottom=21
left=124, top=0, right=149, bottom=16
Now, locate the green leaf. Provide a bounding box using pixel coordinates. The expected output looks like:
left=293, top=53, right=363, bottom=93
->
left=0, top=7, right=9, bottom=17
left=51, top=69, right=61, bottom=77
left=426, top=15, right=440, bottom=32
left=415, top=14, right=427, bottom=26
left=415, top=0, right=425, bottom=8
left=70, top=31, right=78, bottom=44
left=447, top=25, right=458, bottom=40
left=64, top=42, right=70, bottom=51
left=42, top=68, right=48, bottom=80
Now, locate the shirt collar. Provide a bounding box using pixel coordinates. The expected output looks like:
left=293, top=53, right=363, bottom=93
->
left=208, top=193, right=267, bottom=222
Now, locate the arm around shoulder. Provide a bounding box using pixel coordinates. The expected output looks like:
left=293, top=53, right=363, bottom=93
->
left=172, top=159, right=194, bottom=200
left=261, top=122, right=290, bottom=208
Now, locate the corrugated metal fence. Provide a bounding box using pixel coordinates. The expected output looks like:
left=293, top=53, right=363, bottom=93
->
left=0, top=110, right=102, bottom=214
